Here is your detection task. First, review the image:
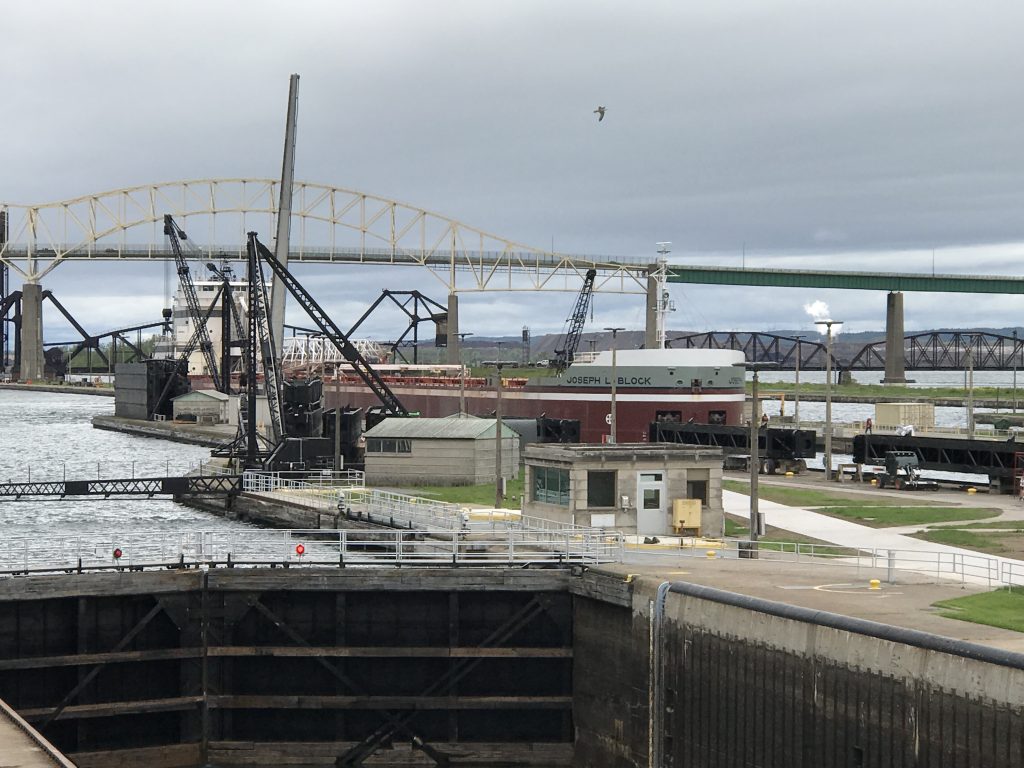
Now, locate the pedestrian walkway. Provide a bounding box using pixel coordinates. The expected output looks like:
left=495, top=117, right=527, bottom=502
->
left=724, top=490, right=1024, bottom=586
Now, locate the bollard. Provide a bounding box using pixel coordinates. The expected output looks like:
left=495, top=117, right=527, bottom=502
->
left=706, top=550, right=717, bottom=559
left=869, top=579, right=881, bottom=590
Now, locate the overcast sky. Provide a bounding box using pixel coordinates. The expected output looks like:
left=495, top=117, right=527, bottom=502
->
left=5, top=1, right=1024, bottom=343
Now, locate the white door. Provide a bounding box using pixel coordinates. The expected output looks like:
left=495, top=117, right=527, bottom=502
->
left=636, top=472, right=667, bottom=535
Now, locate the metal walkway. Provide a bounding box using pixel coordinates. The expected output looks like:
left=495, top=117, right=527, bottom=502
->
left=0, top=474, right=242, bottom=499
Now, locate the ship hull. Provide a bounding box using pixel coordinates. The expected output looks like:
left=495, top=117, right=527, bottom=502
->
left=324, top=383, right=743, bottom=443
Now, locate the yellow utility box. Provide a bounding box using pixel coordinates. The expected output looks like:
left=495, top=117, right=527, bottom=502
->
left=672, top=498, right=702, bottom=536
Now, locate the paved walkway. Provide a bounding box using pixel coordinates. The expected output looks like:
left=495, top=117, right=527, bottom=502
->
left=724, top=489, right=1024, bottom=586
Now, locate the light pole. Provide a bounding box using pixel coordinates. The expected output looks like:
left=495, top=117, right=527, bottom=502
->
left=792, top=335, right=805, bottom=426
left=966, top=334, right=975, bottom=438
left=456, top=332, right=474, bottom=417
left=748, top=362, right=778, bottom=542
left=495, top=361, right=504, bottom=507
left=815, top=319, right=843, bottom=481
left=1013, top=330, right=1018, bottom=414
left=604, top=327, right=625, bottom=443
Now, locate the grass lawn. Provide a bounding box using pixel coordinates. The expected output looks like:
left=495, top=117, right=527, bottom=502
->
left=914, top=521, right=1024, bottom=556
left=821, top=506, right=999, bottom=527
left=722, top=479, right=941, bottom=508
left=933, top=589, right=1024, bottom=633
left=394, top=474, right=525, bottom=509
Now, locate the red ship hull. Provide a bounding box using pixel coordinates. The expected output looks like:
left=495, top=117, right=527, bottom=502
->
left=323, top=381, right=743, bottom=443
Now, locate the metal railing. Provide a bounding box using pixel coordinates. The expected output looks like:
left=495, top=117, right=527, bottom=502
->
left=0, top=528, right=620, bottom=575
left=623, top=537, right=1024, bottom=589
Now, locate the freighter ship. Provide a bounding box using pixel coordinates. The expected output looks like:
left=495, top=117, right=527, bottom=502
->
left=322, top=348, right=746, bottom=443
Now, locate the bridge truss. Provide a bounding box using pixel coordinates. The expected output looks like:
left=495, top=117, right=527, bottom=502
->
left=670, top=331, right=1024, bottom=371
left=0, top=179, right=650, bottom=293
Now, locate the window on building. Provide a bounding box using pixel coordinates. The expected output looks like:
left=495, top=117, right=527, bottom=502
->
left=708, top=410, right=726, bottom=424
left=533, top=466, right=570, bottom=505
left=366, top=438, right=412, bottom=454
left=587, top=470, right=616, bottom=507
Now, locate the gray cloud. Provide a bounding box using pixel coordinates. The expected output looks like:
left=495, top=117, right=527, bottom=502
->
left=6, top=1, right=1024, bottom=340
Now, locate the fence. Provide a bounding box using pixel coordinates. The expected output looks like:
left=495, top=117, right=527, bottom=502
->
left=623, top=536, right=1024, bottom=589
left=0, top=528, right=621, bottom=575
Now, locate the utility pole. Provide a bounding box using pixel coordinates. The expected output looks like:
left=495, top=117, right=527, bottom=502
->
left=792, top=335, right=804, bottom=426
left=815, top=319, right=843, bottom=481
left=604, top=327, right=625, bottom=443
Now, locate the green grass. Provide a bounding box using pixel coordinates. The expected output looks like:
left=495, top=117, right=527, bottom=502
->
left=933, top=588, right=1024, bottom=633
left=754, top=380, right=1009, bottom=401
left=722, top=479, right=940, bottom=508
left=392, top=474, right=525, bottom=509
left=914, top=528, right=1009, bottom=553
left=821, top=506, right=999, bottom=527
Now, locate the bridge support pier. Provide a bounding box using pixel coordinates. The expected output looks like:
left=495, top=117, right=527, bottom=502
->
left=882, top=291, right=908, bottom=384
left=446, top=292, right=460, bottom=365
left=19, top=282, right=44, bottom=382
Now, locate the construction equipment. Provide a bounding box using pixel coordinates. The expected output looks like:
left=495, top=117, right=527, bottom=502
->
left=550, top=268, right=597, bottom=371
left=250, top=233, right=408, bottom=416
left=877, top=451, right=939, bottom=491
left=346, top=290, right=448, bottom=364
left=163, top=215, right=222, bottom=392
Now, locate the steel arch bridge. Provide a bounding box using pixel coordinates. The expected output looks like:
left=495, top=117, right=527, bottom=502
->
left=0, top=179, right=650, bottom=293
left=670, top=331, right=1024, bottom=371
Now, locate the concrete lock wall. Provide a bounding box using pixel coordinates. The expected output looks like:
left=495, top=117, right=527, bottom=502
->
left=573, top=579, right=1024, bottom=767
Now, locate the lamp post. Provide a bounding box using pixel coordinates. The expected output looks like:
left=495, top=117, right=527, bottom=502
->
left=604, top=327, right=625, bottom=443
left=495, top=361, right=505, bottom=507
left=966, top=334, right=975, bottom=438
left=792, top=335, right=805, bottom=426
left=815, top=319, right=843, bottom=481
left=1013, top=330, right=1018, bottom=414
left=456, top=332, right=474, bottom=417
left=747, top=362, right=778, bottom=542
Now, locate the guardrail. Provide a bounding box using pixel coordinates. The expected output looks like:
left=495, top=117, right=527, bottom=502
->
left=0, top=528, right=620, bottom=575
left=624, top=537, right=1024, bottom=589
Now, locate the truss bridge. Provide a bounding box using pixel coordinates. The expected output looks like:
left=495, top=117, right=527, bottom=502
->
left=0, top=474, right=241, bottom=500
left=670, top=331, right=1024, bottom=372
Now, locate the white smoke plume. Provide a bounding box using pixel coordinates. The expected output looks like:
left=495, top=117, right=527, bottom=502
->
left=804, top=300, right=842, bottom=334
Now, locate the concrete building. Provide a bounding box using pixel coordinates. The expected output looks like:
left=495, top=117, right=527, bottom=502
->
left=523, top=443, right=724, bottom=536
left=363, top=415, right=519, bottom=486
left=171, top=389, right=231, bottom=424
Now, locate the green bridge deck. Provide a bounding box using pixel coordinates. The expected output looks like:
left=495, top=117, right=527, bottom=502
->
left=668, top=265, right=1024, bottom=293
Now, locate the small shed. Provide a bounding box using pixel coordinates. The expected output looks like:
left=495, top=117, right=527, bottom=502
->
left=363, top=416, right=519, bottom=486
left=172, top=389, right=231, bottom=424
left=523, top=443, right=725, bottom=536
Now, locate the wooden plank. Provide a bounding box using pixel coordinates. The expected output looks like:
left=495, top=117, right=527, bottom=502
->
left=69, top=742, right=201, bottom=768
left=20, top=695, right=202, bottom=720
left=206, top=645, right=572, bottom=659
left=0, top=646, right=201, bottom=670
left=208, top=694, right=573, bottom=710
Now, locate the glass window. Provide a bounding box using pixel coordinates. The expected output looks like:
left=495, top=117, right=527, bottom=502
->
left=533, top=466, right=570, bottom=506
left=366, top=438, right=411, bottom=454
left=587, top=470, right=616, bottom=507
left=643, top=488, right=661, bottom=510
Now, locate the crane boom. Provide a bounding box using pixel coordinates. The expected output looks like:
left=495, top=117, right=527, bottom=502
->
left=551, top=268, right=597, bottom=371
left=163, top=215, right=222, bottom=392
left=250, top=233, right=408, bottom=416
left=246, top=235, right=285, bottom=443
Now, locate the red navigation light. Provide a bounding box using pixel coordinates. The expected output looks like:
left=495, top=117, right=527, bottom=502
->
left=295, top=544, right=306, bottom=556
left=113, top=548, right=123, bottom=560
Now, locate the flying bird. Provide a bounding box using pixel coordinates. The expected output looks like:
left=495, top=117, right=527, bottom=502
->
left=594, top=106, right=606, bottom=122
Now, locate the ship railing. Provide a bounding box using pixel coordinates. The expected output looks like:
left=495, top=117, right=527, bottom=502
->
left=0, top=527, right=620, bottom=575
left=624, top=537, right=1024, bottom=587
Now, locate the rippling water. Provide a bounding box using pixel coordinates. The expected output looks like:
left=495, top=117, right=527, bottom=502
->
left=0, top=389, right=255, bottom=538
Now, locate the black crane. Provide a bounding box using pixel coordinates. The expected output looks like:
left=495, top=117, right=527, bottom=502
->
left=250, top=233, right=408, bottom=416
left=550, top=268, right=597, bottom=372
left=163, top=215, right=222, bottom=392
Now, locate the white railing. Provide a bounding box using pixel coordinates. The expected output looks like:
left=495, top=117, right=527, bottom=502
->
left=0, top=528, right=620, bottom=575
left=624, top=537, right=1024, bottom=588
